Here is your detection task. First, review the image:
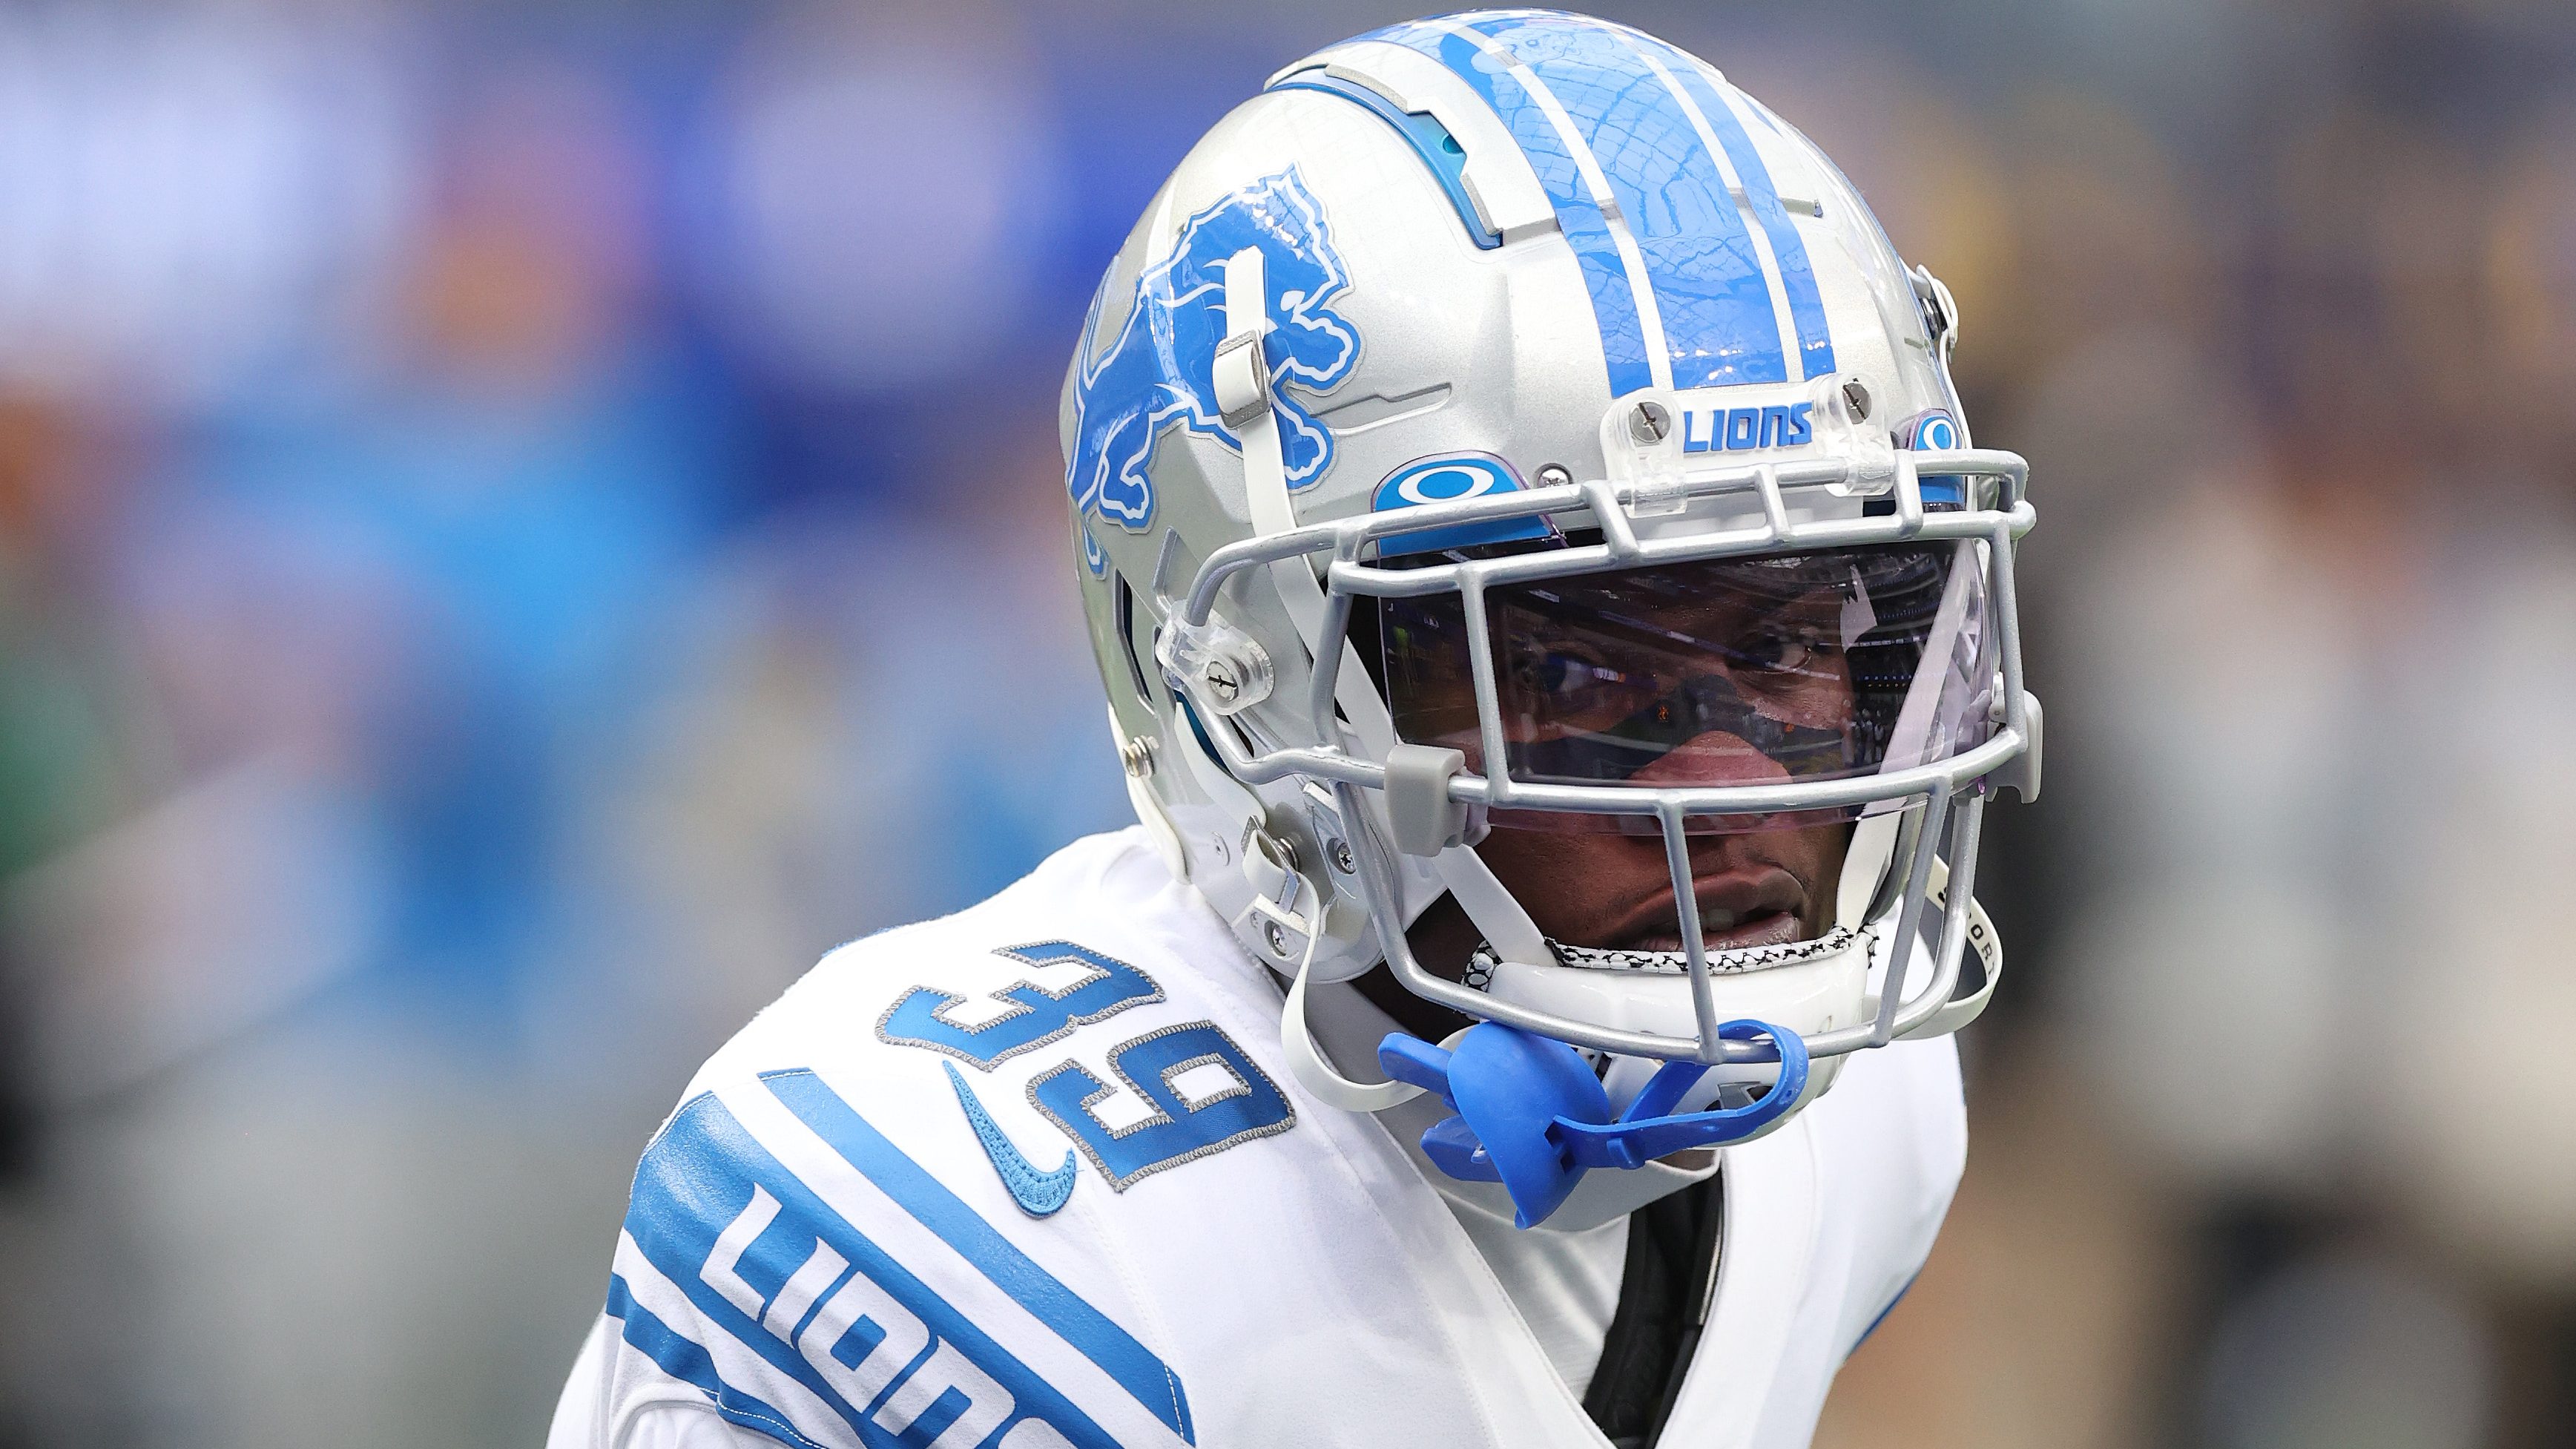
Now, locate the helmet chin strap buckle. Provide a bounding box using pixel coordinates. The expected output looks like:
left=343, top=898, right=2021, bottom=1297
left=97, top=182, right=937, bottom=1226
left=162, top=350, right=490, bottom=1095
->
left=1377, top=1019, right=1811, bottom=1229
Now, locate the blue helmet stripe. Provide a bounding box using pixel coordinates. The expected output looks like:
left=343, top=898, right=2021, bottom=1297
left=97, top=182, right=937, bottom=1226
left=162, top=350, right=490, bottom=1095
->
left=1365, top=19, right=1656, bottom=396
left=1619, top=33, right=1838, bottom=379
left=1461, top=13, right=1791, bottom=390
left=1742, top=88, right=1925, bottom=392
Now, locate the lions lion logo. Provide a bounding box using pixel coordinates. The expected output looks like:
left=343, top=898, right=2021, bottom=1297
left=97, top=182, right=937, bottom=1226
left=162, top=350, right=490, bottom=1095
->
left=1069, top=168, right=1361, bottom=533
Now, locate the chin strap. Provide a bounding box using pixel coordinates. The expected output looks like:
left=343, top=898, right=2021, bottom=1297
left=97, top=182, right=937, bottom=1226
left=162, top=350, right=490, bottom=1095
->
left=1378, top=1020, right=1810, bottom=1229
left=1277, top=920, right=1426, bottom=1113
left=1894, top=850, right=2002, bottom=1039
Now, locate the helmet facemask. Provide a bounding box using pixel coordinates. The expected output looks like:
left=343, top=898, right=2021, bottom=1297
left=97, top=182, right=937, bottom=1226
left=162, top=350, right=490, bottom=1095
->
left=1149, top=401, right=2032, bottom=1223
left=1164, top=413, right=2032, bottom=1063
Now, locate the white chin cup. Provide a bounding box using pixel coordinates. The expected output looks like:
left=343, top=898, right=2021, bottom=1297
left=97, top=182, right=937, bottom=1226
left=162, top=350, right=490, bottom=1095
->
left=1475, top=928, right=1876, bottom=1131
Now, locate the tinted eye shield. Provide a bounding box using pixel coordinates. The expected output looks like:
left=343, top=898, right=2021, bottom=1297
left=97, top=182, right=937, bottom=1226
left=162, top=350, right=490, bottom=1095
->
left=1380, top=545, right=1971, bottom=830
left=1167, top=449, right=2033, bottom=823
left=1508, top=671, right=1854, bottom=786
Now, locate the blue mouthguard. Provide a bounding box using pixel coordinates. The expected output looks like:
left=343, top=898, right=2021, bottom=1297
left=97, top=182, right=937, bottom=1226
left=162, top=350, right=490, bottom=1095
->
left=1377, top=1019, right=1811, bottom=1229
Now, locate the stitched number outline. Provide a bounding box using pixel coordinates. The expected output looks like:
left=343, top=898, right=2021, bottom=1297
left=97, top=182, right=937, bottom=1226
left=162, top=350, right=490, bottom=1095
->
left=877, top=941, right=1162, bottom=1068
left=1028, top=1023, right=1294, bottom=1190
left=878, top=943, right=1294, bottom=1191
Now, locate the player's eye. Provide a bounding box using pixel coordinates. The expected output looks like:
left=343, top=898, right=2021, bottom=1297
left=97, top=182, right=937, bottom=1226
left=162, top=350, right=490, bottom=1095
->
left=1538, top=645, right=1621, bottom=694
left=1737, top=623, right=1822, bottom=674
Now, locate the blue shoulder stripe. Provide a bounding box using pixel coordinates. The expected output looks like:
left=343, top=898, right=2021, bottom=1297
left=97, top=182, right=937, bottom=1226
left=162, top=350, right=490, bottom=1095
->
left=1365, top=19, right=1655, bottom=397
left=621, top=1091, right=1142, bottom=1449
left=606, top=1275, right=834, bottom=1449
left=762, top=1068, right=1196, bottom=1444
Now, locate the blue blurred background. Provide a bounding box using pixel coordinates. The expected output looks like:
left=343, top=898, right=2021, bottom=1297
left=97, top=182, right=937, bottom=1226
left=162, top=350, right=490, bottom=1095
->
left=0, top=1, right=2571, bottom=1445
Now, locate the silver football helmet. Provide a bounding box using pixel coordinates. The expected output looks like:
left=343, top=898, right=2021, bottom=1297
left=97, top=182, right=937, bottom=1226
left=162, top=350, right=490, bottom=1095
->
left=1063, top=10, right=2038, bottom=1163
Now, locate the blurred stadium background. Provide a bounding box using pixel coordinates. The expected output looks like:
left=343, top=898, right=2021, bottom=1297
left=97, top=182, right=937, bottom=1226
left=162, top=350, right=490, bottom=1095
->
left=0, top=0, right=2569, bottom=1444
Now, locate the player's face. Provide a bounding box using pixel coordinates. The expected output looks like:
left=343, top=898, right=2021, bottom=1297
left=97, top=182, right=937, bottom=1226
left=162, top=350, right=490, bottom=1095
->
left=1382, top=549, right=1931, bottom=951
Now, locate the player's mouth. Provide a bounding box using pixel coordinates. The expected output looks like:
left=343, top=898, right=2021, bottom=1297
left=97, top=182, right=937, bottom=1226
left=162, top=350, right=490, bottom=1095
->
left=1607, top=867, right=1810, bottom=954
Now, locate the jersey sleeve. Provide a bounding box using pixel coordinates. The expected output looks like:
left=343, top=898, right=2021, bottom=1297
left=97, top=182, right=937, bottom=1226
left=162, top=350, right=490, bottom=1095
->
left=550, top=1315, right=777, bottom=1449
left=560, top=1068, right=1196, bottom=1449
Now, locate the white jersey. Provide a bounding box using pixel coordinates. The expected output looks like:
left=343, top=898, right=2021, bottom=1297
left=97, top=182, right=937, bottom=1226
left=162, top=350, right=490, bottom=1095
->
left=549, top=829, right=1966, bottom=1449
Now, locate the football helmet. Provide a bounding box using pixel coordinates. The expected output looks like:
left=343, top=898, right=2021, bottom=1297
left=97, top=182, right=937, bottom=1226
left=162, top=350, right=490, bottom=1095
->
left=1064, top=9, right=2037, bottom=1223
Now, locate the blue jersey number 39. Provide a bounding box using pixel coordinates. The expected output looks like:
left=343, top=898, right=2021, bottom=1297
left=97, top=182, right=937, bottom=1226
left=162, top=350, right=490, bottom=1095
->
left=877, top=942, right=1292, bottom=1190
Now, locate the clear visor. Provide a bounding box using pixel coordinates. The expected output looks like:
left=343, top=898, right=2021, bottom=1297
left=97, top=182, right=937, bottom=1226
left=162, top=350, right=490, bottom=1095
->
left=1380, top=542, right=1995, bottom=832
